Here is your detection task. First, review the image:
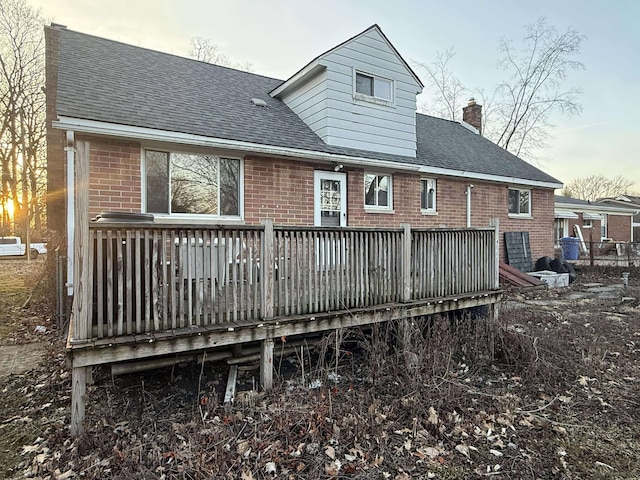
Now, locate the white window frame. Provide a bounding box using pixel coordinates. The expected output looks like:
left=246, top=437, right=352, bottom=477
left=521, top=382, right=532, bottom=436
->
left=364, top=172, right=393, bottom=212
left=353, top=69, right=395, bottom=106
left=508, top=187, right=531, bottom=217
left=141, top=148, right=244, bottom=221
left=554, top=218, right=569, bottom=246
left=420, top=178, right=437, bottom=214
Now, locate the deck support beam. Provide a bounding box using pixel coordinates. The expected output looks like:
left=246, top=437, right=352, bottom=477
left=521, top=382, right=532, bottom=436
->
left=70, top=140, right=91, bottom=437
left=70, top=366, right=87, bottom=436
left=260, top=336, right=274, bottom=391
left=401, top=223, right=411, bottom=302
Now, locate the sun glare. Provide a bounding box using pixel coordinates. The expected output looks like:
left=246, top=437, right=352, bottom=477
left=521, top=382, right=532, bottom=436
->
left=0, top=200, right=15, bottom=221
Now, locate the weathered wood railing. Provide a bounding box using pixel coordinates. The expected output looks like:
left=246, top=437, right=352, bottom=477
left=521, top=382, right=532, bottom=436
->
left=72, top=222, right=498, bottom=342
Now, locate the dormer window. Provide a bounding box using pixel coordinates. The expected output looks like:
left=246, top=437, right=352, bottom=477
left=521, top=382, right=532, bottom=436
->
left=355, top=72, right=393, bottom=103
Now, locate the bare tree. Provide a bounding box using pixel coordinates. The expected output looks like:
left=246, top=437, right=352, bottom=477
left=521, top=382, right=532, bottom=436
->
left=494, top=18, right=584, bottom=159
left=189, top=36, right=253, bottom=72
left=561, top=175, right=635, bottom=201
left=415, top=18, right=584, bottom=161
left=0, top=0, right=46, bottom=239
left=413, top=49, right=467, bottom=122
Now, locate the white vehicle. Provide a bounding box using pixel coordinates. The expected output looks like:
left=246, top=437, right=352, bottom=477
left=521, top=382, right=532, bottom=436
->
left=0, top=236, right=47, bottom=259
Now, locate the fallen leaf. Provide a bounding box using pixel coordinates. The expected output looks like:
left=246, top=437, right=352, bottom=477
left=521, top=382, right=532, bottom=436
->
left=428, top=407, right=439, bottom=425
left=417, top=446, right=440, bottom=459
left=241, top=470, right=255, bottom=480
left=325, top=459, right=342, bottom=475
left=55, top=470, right=76, bottom=480
left=325, top=445, right=336, bottom=459
left=455, top=444, right=470, bottom=457
left=264, top=461, right=277, bottom=474
left=489, top=449, right=503, bottom=457
left=20, top=444, right=39, bottom=455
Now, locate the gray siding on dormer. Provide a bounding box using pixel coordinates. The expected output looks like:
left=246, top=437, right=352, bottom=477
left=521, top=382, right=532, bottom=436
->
left=282, top=28, right=421, bottom=158
left=281, top=69, right=329, bottom=142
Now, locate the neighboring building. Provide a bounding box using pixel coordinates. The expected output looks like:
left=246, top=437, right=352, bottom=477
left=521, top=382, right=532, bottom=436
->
left=554, top=195, right=638, bottom=244
left=597, top=195, right=640, bottom=242
left=46, top=24, right=562, bottom=279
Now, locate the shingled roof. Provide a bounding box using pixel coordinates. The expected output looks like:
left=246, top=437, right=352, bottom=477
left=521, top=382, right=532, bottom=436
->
left=51, top=27, right=561, bottom=186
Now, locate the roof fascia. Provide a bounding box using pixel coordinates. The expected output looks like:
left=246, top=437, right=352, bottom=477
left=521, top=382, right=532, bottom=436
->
left=269, top=60, right=324, bottom=98
left=270, top=24, right=423, bottom=98
left=53, top=116, right=561, bottom=189
left=53, top=116, right=421, bottom=172
left=417, top=165, right=562, bottom=190
left=554, top=200, right=639, bottom=215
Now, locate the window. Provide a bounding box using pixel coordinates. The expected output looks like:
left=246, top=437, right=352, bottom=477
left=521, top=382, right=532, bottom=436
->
left=355, top=72, right=392, bottom=101
left=583, top=219, right=593, bottom=228
left=421, top=178, right=437, bottom=212
left=554, top=218, right=568, bottom=245
left=145, top=150, right=240, bottom=216
left=364, top=173, right=391, bottom=209
left=508, top=188, right=531, bottom=216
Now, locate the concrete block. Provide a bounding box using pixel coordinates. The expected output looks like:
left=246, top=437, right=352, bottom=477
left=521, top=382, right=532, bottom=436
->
left=527, top=270, right=569, bottom=288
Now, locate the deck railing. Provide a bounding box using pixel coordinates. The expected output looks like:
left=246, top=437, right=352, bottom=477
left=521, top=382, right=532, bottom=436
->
left=74, top=222, right=498, bottom=342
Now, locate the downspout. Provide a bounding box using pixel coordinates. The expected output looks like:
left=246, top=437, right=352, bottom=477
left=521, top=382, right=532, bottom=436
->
left=466, top=184, right=474, bottom=227
left=65, top=130, right=75, bottom=296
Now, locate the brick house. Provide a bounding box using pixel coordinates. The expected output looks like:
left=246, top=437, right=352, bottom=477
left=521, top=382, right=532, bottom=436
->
left=46, top=23, right=570, bottom=434
left=554, top=195, right=638, bottom=245
left=46, top=24, right=562, bottom=284
left=597, top=195, right=640, bottom=242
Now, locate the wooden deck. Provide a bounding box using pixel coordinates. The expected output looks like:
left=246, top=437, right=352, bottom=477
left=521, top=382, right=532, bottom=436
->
left=68, top=220, right=501, bottom=434
left=66, top=141, right=502, bottom=435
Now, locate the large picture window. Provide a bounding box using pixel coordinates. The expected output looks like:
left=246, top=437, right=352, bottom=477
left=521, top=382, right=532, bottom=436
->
left=365, top=173, right=391, bottom=209
left=145, top=150, right=240, bottom=216
left=508, top=188, right=531, bottom=216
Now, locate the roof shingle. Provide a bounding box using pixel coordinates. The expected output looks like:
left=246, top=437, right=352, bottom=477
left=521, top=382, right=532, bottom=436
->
left=53, top=28, right=561, bottom=186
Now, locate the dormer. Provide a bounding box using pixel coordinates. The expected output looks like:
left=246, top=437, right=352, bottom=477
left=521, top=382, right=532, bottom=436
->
left=270, top=25, right=423, bottom=158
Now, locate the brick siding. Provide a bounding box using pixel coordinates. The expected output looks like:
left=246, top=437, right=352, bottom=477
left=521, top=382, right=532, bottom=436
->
left=61, top=138, right=556, bottom=262
left=45, top=26, right=66, bottom=234
left=607, top=214, right=632, bottom=242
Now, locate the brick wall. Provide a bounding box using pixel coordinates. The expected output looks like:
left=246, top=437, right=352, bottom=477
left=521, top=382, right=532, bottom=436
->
left=607, top=214, right=632, bottom=242
left=63, top=140, right=555, bottom=261
left=45, top=26, right=66, bottom=234
left=78, top=136, right=142, bottom=217
left=244, top=156, right=315, bottom=225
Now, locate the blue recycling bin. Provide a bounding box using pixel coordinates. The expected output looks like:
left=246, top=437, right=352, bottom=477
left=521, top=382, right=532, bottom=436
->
left=561, top=237, right=579, bottom=260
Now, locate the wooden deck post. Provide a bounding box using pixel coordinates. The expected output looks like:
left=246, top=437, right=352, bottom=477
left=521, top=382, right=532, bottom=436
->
left=70, top=140, right=91, bottom=437
left=489, top=218, right=500, bottom=290
left=260, top=335, right=274, bottom=391
left=401, top=223, right=412, bottom=302
left=261, top=219, right=274, bottom=319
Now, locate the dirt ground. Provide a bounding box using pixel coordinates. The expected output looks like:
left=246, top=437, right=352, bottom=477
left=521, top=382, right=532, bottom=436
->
left=1, top=260, right=639, bottom=479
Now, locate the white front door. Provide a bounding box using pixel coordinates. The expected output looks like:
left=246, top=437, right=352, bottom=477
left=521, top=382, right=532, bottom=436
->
left=314, top=171, right=347, bottom=227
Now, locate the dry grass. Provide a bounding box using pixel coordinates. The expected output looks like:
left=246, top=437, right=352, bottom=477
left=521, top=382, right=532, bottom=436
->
left=2, top=266, right=640, bottom=478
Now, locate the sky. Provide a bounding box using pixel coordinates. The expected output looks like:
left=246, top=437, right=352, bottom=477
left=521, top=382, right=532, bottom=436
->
left=30, top=0, right=640, bottom=191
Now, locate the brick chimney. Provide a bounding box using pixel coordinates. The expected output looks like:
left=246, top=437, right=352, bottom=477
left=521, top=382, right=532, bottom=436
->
left=462, top=98, right=482, bottom=134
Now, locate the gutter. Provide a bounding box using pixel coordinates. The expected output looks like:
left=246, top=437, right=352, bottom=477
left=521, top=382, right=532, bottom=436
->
left=53, top=116, right=562, bottom=189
